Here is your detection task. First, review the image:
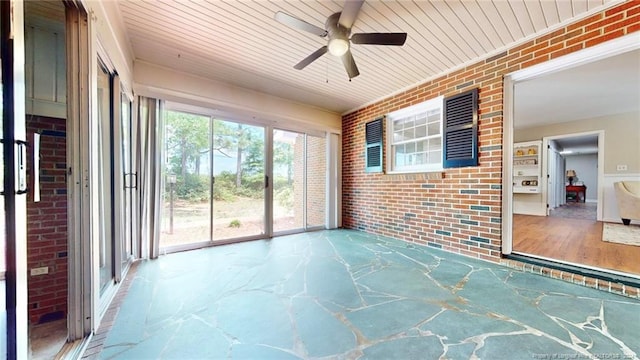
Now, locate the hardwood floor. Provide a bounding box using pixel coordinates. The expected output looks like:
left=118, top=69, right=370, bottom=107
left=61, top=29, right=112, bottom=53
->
left=513, top=215, right=640, bottom=275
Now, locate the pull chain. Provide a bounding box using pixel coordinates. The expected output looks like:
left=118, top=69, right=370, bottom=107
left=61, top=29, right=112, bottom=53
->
left=326, top=56, right=329, bottom=83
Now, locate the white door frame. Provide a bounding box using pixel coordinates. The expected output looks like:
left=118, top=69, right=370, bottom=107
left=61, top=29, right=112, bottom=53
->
left=65, top=2, right=94, bottom=342
left=502, top=33, right=640, bottom=255
left=545, top=141, right=558, bottom=213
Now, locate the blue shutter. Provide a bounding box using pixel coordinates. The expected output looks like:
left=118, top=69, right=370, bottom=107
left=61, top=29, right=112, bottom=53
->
left=365, top=118, right=383, bottom=173
left=443, top=88, right=479, bottom=168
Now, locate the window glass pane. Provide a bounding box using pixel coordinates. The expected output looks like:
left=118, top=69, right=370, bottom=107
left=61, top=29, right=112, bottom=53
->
left=429, top=151, right=442, bottom=164
left=160, top=111, right=212, bottom=248
left=212, top=121, right=265, bottom=242
left=427, top=122, right=440, bottom=136
left=404, top=117, right=415, bottom=129
left=393, top=119, right=404, bottom=132
left=97, top=64, right=114, bottom=294
left=394, top=145, right=405, bottom=167
left=393, top=130, right=402, bottom=143
left=427, top=109, right=440, bottom=122
left=406, top=154, right=413, bottom=166
left=406, top=142, right=416, bottom=154
left=402, top=129, right=413, bottom=142
left=387, top=96, right=443, bottom=172
left=430, top=137, right=442, bottom=151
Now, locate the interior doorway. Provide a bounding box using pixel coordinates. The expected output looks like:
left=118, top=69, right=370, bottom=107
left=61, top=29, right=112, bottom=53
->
left=504, top=35, right=640, bottom=277
left=545, top=133, right=600, bottom=221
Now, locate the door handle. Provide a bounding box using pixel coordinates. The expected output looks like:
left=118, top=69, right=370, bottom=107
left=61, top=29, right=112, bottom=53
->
left=125, top=172, right=138, bottom=189
left=16, top=140, right=28, bottom=195
left=33, top=134, right=41, bottom=202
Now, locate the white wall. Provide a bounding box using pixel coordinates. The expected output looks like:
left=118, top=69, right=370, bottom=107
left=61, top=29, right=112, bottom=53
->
left=134, top=61, right=342, bottom=134
left=565, top=154, right=598, bottom=201
left=515, top=112, right=640, bottom=174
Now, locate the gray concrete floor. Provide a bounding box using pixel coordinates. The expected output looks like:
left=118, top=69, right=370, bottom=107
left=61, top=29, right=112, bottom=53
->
left=99, top=230, right=640, bottom=359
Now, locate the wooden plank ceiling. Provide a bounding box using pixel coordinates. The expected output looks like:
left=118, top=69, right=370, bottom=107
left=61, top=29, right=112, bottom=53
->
left=117, top=0, right=617, bottom=114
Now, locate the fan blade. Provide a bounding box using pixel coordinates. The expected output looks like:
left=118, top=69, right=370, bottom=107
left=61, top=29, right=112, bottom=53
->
left=351, top=33, right=407, bottom=46
left=341, top=50, right=360, bottom=79
left=339, top=0, right=364, bottom=29
left=275, top=11, right=327, bottom=37
left=294, top=46, right=328, bottom=70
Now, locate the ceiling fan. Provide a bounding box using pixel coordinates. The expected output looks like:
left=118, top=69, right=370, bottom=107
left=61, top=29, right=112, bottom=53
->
left=274, top=0, right=407, bottom=80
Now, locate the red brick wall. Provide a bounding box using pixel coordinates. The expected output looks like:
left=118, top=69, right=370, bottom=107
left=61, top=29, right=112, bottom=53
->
left=27, top=115, right=67, bottom=325
left=342, top=1, right=639, bottom=262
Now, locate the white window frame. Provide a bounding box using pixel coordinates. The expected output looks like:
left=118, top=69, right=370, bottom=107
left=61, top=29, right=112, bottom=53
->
left=386, top=96, right=444, bottom=173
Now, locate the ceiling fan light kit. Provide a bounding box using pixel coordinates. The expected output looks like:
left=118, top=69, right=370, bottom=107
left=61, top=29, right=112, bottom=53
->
left=274, top=0, right=407, bottom=80
left=328, top=38, right=349, bottom=56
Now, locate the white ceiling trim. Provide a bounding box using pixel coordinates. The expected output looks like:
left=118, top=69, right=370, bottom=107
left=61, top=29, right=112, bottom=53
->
left=341, top=0, right=625, bottom=115
left=508, top=31, right=640, bottom=82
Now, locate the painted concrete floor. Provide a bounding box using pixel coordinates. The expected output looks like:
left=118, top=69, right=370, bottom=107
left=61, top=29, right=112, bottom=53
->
left=100, top=230, right=640, bottom=359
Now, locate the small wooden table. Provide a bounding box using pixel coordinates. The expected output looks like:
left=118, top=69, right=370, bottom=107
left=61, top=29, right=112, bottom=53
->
left=566, top=185, right=587, bottom=202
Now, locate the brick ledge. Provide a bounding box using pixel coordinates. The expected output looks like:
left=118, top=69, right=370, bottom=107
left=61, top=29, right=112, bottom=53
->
left=500, top=258, right=640, bottom=299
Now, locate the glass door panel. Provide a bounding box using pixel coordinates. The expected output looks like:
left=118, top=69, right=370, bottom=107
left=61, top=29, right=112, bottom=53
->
left=212, top=120, right=264, bottom=241
left=120, top=93, right=132, bottom=264
left=306, top=135, right=326, bottom=228
left=96, top=64, right=113, bottom=294
left=160, top=110, right=212, bottom=248
left=273, top=130, right=304, bottom=233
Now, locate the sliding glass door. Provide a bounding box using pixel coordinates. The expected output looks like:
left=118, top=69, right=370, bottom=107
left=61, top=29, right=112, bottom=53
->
left=96, top=62, right=132, bottom=294
left=212, top=120, right=265, bottom=241
left=159, top=106, right=326, bottom=250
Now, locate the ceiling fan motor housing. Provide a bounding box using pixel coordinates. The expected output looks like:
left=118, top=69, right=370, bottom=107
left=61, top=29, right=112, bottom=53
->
left=326, top=12, right=350, bottom=42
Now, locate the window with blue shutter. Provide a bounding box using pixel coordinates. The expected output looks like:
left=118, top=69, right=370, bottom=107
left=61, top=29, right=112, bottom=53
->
left=365, top=118, right=383, bottom=173
left=443, top=88, right=479, bottom=168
